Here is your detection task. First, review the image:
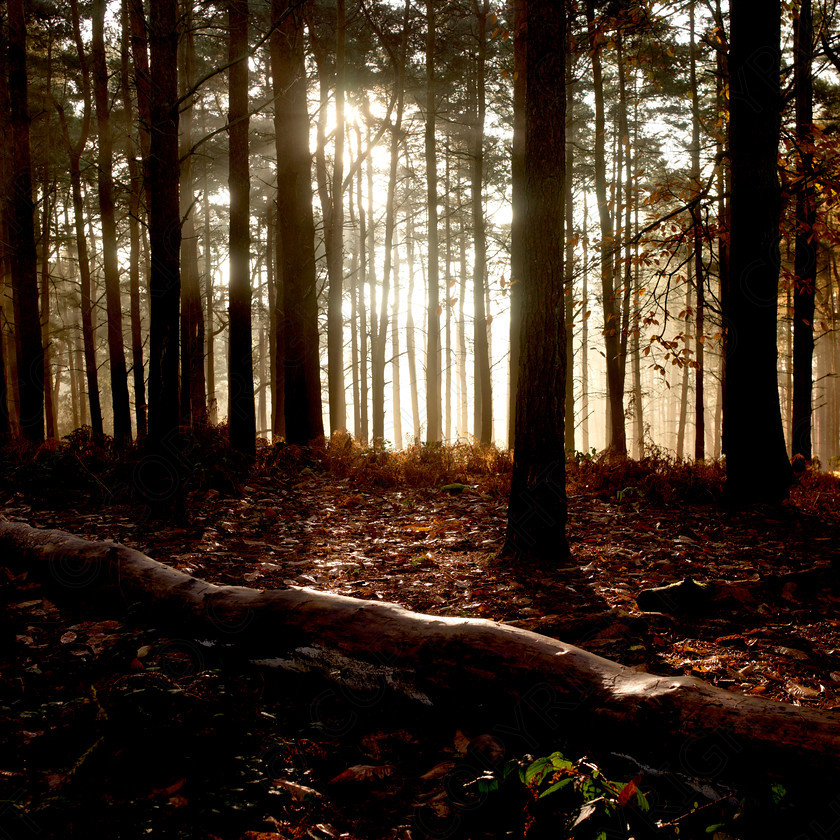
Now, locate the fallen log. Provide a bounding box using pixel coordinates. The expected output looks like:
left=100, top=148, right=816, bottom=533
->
left=2, top=516, right=839, bottom=781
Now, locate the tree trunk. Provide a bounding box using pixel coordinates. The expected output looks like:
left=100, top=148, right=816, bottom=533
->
left=457, top=181, right=468, bottom=440
left=581, top=191, right=590, bottom=452
left=372, top=0, right=410, bottom=443
left=5, top=0, right=43, bottom=444
left=92, top=0, right=132, bottom=448
left=120, top=0, right=147, bottom=439
left=508, top=0, right=526, bottom=450
left=271, top=0, right=324, bottom=445
left=792, top=0, right=816, bottom=461
left=689, top=2, right=705, bottom=461
left=347, top=152, right=360, bottom=441
left=584, top=0, right=625, bottom=458
left=324, top=0, right=347, bottom=436
left=564, top=41, right=575, bottom=454
left=724, top=0, right=793, bottom=503
left=146, top=0, right=182, bottom=511
left=676, top=282, right=691, bottom=460
left=39, top=180, right=56, bottom=441
left=8, top=521, right=840, bottom=777
left=179, top=5, right=207, bottom=430
left=203, top=138, right=219, bottom=427
left=227, top=0, right=256, bottom=457
left=405, top=205, right=421, bottom=445
left=355, top=136, right=369, bottom=444
left=471, top=0, right=492, bottom=445
left=504, top=0, right=568, bottom=562
left=425, top=0, right=441, bottom=443
left=391, top=242, right=402, bottom=448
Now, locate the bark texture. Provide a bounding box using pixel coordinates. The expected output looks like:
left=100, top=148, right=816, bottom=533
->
left=2, top=517, right=840, bottom=779
left=724, top=0, right=792, bottom=503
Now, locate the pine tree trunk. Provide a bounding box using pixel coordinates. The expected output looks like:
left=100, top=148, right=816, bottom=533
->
left=178, top=7, right=207, bottom=430
left=457, top=186, right=469, bottom=440
left=585, top=0, right=625, bottom=458
left=147, top=0, right=182, bottom=452
left=690, top=3, right=705, bottom=461
left=92, top=0, right=132, bottom=446
left=392, top=241, right=402, bottom=448
left=425, top=0, right=441, bottom=443
left=227, top=0, right=256, bottom=456
left=6, top=0, right=43, bottom=444
left=271, top=0, right=323, bottom=444
left=471, top=0, right=492, bottom=445
left=564, top=50, right=575, bottom=453
left=203, top=140, right=218, bottom=427
left=355, top=140, right=369, bottom=444
left=792, top=0, right=816, bottom=461
left=508, top=0, right=525, bottom=450
left=120, top=0, right=147, bottom=438
left=504, top=0, right=568, bottom=561
left=581, top=191, right=590, bottom=453
left=724, top=0, right=792, bottom=503
left=405, top=206, right=421, bottom=444
left=372, top=1, right=410, bottom=444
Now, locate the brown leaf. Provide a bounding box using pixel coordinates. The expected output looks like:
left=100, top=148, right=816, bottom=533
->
left=329, top=765, right=395, bottom=784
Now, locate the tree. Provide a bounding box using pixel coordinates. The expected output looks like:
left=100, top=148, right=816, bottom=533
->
left=584, top=0, right=626, bottom=458
left=723, top=0, right=792, bottom=503
left=504, top=0, right=569, bottom=562
left=92, top=0, right=132, bottom=447
left=271, top=0, right=324, bottom=444
left=145, top=0, right=182, bottom=499
left=227, top=0, right=256, bottom=456
left=5, top=0, right=44, bottom=444
left=425, top=0, right=441, bottom=444
left=792, top=0, right=816, bottom=461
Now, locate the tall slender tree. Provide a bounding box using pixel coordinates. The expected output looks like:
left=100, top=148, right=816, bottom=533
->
left=505, top=0, right=569, bottom=562
left=5, top=0, right=43, bottom=444
left=228, top=0, right=256, bottom=456
left=792, top=0, right=816, bottom=460
left=92, top=0, right=132, bottom=446
left=425, top=0, right=441, bottom=443
left=271, top=0, right=324, bottom=444
left=724, top=0, right=792, bottom=503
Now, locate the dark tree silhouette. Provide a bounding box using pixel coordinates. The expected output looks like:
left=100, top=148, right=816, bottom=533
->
left=227, top=0, right=256, bottom=456
left=5, top=0, right=43, bottom=444
left=723, top=0, right=793, bottom=503
left=504, top=0, right=569, bottom=562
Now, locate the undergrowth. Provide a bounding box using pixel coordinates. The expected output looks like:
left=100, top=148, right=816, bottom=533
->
left=2, top=424, right=834, bottom=515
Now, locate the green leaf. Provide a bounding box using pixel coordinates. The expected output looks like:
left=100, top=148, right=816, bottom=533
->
left=538, top=778, right=573, bottom=799
left=524, top=758, right=551, bottom=785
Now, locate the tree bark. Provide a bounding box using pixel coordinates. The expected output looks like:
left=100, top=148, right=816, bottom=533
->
left=92, top=0, right=132, bottom=448
left=724, top=0, right=793, bottom=503
left=504, top=0, right=568, bottom=562
left=508, top=0, right=526, bottom=450
left=5, top=517, right=840, bottom=778
left=471, top=0, right=492, bottom=445
left=120, top=0, right=148, bottom=439
left=425, top=0, right=441, bottom=443
left=227, top=0, right=256, bottom=456
left=5, top=0, right=43, bottom=444
left=689, top=3, right=705, bottom=461
left=179, top=4, right=207, bottom=430
left=792, top=0, right=816, bottom=461
left=145, top=0, right=183, bottom=514
left=372, top=0, right=410, bottom=443
left=271, top=0, right=324, bottom=445
left=584, top=0, right=625, bottom=458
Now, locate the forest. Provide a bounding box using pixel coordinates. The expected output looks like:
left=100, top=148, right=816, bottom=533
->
left=3, top=0, right=840, bottom=838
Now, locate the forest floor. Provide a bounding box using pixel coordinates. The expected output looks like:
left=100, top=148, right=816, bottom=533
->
left=2, top=431, right=840, bottom=839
